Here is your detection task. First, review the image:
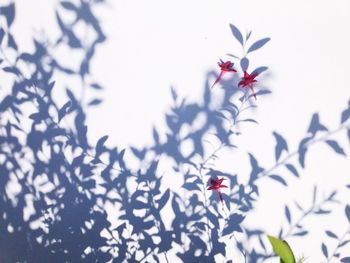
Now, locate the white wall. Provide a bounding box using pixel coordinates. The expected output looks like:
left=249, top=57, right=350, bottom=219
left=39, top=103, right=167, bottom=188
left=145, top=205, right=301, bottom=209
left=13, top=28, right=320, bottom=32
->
left=14, top=0, right=350, bottom=261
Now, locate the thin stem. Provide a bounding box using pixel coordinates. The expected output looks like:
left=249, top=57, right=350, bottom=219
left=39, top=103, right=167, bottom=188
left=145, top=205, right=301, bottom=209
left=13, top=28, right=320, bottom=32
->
left=196, top=90, right=250, bottom=254
left=257, top=122, right=350, bottom=182
left=146, top=182, right=170, bottom=263
left=198, top=168, right=213, bottom=252
left=139, top=249, right=154, bottom=263
left=283, top=195, right=333, bottom=239
left=232, top=232, right=247, bottom=263
left=327, top=225, right=350, bottom=263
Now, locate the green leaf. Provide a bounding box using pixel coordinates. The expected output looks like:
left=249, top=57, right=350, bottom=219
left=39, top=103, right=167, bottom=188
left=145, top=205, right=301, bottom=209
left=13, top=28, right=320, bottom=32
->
left=267, top=235, right=296, bottom=263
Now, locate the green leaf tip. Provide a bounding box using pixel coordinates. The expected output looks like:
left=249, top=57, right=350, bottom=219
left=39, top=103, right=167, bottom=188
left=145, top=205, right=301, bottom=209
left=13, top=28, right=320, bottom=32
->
left=267, top=235, right=296, bottom=263
left=297, top=255, right=307, bottom=263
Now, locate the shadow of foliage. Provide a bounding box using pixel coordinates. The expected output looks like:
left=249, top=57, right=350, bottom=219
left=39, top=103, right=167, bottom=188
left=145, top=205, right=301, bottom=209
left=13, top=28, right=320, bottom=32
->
left=1, top=1, right=350, bottom=263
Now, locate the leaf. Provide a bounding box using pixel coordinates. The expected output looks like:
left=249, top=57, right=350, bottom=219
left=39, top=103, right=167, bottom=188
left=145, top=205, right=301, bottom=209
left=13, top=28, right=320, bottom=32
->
left=170, top=86, right=177, bottom=101
left=118, top=149, right=126, bottom=170
left=90, top=83, right=103, bottom=90
left=307, top=113, right=328, bottom=135
left=246, top=30, right=252, bottom=41
left=114, top=222, right=126, bottom=235
left=285, top=164, right=299, bottom=178
left=29, top=112, right=42, bottom=122
left=253, top=66, right=269, bottom=75
left=273, top=131, right=289, bottom=161
left=240, top=57, right=249, bottom=71
left=133, top=200, right=147, bottom=209
left=222, top=214, right=244, bottom=236
left=325, top=230, right=338, bottom=239
left=88, top=98, right=103, bottom=106
left=7, top=33, right=17, bottom=50
left=158, top=231, right=173, bottom=253
left=325, top=140, right=346, bottom=156
left=82, top=179, right=96, bottom=189
left=247, top=38, right=270, bottom=53
left=248, top=153, right=264, bottom=181
left=193, top=222, right=206, bottom=231
left=1, top=3, right=15, bottom=27
left=285, top=206, right=291, bottom=223
left=239, top=118, right=258, bottom=124
left=226, top=53, right=239, bottom=59
left=339, top=240, right=350, bottom=248
left=298, top=136, right=312, bottom=168
left=152, top=127, right=160, bottom=144
left=215, top=111, right=228, bottom=120
left=2, top=66, right=20, bottom=75
left=96, top=135, right=108, bottom=156
left=47, top=81, right=56, bottom=95
left=229, top=24, right=244, bottom=45
left=171, top=195, right=181, bottom=215
left=293, top=231, right=308, bottom=236
left=158, top=189, right=170, bottom=210
left=60, top=1, right=78, bottom=11
left=321, top=243, right=328, bottom=258
left=315, top=209, right=331, bottom=215
left=345, top=205, right=350, bottom=222
left=182, top=181, right=201, bottom=191
left=58, top=101, right=71, bottom=122
left=267, top=235, right=296, bottom=263
left=269, top=175, right=287, bottom=186
left=130, top=146, right=146, bottom=160
left=341, top=103, right=350, bottom=124
left=56, top=11, right=81, bottom=48
left=253, top=89, right=271, bottom=97
left=0, top=28, right=5, bottom=44
left=189, top=235, right=207, bottom=250
left=66, top=88, right=76, bottom=102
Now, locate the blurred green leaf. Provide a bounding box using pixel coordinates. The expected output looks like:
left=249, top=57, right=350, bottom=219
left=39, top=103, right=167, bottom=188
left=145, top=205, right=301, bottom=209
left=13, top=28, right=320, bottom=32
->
left=267, top=235, right=296, bottom=263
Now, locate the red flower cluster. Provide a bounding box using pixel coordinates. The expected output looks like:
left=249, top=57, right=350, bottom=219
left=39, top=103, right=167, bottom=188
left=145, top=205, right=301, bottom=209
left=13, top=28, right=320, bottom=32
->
left=212, top=60, right=258, bottom=100
left=238, top=71, right=258, bottom=100
left=207, top=177, right=228, bottom=204
left=211, top=60, right=237, bottom=89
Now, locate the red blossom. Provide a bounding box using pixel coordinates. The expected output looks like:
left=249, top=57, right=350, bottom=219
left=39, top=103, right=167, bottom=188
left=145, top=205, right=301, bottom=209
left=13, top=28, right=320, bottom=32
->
left=238, top=71, right=258, bottom=100
left=211, top=60, right=237, bottom=89
left=207, top=177, right=228, bottom=204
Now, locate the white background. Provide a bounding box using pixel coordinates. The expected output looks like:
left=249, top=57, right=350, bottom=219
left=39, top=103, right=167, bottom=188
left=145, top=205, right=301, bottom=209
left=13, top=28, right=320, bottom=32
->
left=12, top=0, right=350, bottom=262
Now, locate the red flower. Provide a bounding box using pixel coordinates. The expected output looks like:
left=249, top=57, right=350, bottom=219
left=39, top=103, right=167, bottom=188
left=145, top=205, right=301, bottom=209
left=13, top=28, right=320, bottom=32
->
left=211, top=60, right=237, bottom=88
left=207, top=177, right=228, bottom=204
left=238, top=71, right=258, bottom=100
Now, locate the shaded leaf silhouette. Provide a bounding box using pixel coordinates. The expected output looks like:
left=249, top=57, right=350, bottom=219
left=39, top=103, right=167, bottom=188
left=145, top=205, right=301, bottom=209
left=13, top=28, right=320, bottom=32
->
left=346, top=205, right=350, bottom=222
left=285, top=164, right=299, bottom=178
left=273, top=131, right=288, bottom=161
left=247, top=38, right=270, bottom=53
left=269, top=175, right=287, bottom=186
left=222, top=214, right=244, bottom=236
left=229, top=24, right=244, bottom=45
left=325, top=140, right=346, bottom=156
left=307, top=113, right=328, bottom=136
left=0, top=3, right=15, bottom=27
left=58, top=101, right=71, bottom=122
left=321, top=243, right=328, bottom=258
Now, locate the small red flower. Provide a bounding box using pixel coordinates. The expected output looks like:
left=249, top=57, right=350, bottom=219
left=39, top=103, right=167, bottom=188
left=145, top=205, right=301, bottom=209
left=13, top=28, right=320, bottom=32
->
left=238, top=71, right=258, bottom=100
left=211, top=60, right=237, bottom=88
left=207, top=177, right=228, bottom=204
